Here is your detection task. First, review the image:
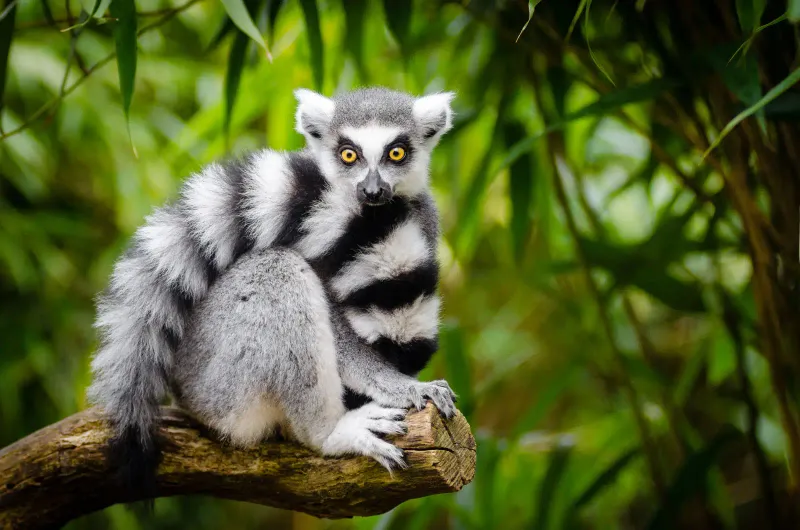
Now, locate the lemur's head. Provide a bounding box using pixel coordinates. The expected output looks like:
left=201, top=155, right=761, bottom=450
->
left=294, top=86, right=454, bottom=206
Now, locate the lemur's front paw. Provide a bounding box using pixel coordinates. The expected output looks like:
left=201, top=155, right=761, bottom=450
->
left=321, top=403, right=408, bottom=471
left=377, top=380, right=457, bottom=419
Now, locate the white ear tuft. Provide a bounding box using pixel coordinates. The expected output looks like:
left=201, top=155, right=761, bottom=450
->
left=413, top=91, right=455, bottom=141
left=294, top=88, right=335, bottom=141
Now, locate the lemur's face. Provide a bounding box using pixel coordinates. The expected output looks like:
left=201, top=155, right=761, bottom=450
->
left=294, top=87, right=454, bottom=206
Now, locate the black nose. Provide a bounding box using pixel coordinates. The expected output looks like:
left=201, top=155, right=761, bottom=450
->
left=363, top=187, right=384, bottom=202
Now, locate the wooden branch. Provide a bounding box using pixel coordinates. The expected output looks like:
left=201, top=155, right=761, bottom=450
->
left=0, top=404, right=476, bottom=529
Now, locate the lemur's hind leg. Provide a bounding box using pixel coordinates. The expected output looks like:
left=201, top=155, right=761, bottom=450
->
left=173, top=248, right=407, bottom=470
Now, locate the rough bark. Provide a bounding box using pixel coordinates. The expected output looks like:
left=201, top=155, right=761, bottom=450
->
left=0, top=404, right=475, bottom=529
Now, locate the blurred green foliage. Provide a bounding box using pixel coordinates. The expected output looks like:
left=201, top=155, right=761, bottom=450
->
left=3, top=0, right=800, bottom=528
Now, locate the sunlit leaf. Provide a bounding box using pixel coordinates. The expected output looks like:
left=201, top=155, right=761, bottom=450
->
left=382, top=0, right=412, bottom=52
left=646, top=428, right=741, bottom=530
left=220, top=0, right=271, bottom=59
left=109, top=0, right=137, bottom=143
left=516, top=0, right=543, bottom=42
left=80, top=0, right=112, bottom=19
left=209, top=0, right=260, bottom=51
left=704, top=65, right=800, bottom=158
left=707, top=330, right=736, bottom=385
left=0, top=0, right=16, bottom=118
left=224, top=31, right=250, bottom=141
left=298, top=0, right=324, bottom=90
left=532, top=440, right=573, bottom=530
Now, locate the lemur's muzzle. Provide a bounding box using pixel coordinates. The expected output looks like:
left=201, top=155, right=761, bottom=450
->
left=357, top=169, right=393, bottom=206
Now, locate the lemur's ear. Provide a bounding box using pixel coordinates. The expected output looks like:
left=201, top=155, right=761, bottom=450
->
left=413, top=92, right=455, bottom=142
left=294, top=89, right=335, bottom=141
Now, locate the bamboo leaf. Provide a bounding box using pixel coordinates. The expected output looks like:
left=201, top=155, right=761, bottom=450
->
left=382, top=0, right=412, bottom=52
left=704, top=65, right=800, bottom=158
left=646, top=428, right=741, bottom=530
left=531, top=440, right=573, bottom=530
left=441, top=322, right=474, bottom=420
left=80, top=0, right=112, bottom=18
left=735, top=0, right=765, bottom=32
left=109, top=0, right=137, bottom=139
left=209, top=0, right=276, bottom=52
left=0, top=0, right=15, bottom=119
left=569, top=448, right=641, bottom=512
left=224, top=31, right=250, bottom=142
left=342, top=0, right=368, bottom=78
left=298, top=0, right=324, bottom=91
left=220, top=0, right=271, bottom=59
left=566, top=0, right=588, bottom=40
left=505, top=120, right=534, bottom=263
left=516, top=0, right=543, bottom=42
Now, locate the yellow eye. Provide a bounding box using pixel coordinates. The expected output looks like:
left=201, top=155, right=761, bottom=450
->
left=340, top=148, right=358, bottom=164
left=388, top=146, right=406, bottom=161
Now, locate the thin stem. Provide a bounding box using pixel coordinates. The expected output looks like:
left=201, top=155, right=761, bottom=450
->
left=17, top=5, right=200, bottom=30
left=0, top=0, right=204, bottom=142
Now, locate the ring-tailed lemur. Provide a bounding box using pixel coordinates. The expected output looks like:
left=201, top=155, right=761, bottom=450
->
left=88, top=87, right=457, bottom=490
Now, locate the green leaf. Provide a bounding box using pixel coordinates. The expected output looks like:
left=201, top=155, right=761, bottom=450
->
left=706, top=43, right=765, bottom=133
left=789, top=0, right=800, bottom=24
left=341, top=0, right=368, bottom=79
left=80, top=0, right=112, bottom=18
left=0, top=0, right=15, bottom=119
left=532, top=440, right=573, bottom=530
left=220, top=0, right=271, bottom=59
left=298, top=0, right=324, bottom=91
left=735, top=0, right=765, bottom=32
left=505, top=120, right=534, bottom=263
left=224, top=31, right=250, bottom=142
left=209, top=0, right=277, bottom=52
left=704, top=65, right=800, bottom=158
left=646, top=428, right=741, bottom=530
left=569, top=447, right=641, bottom=512
left=441, top=322, right=474, bottom=420
left=707, top=329, right=737, bottom=385
left=674, top=347, right=706, bottom=405
left=516, top=0, right=543, bottom=42
left=109, top=0, right=137, bottom=127
left=382, top=0, right=412, bottom=52
left=566, top=0, right=588, bottom=40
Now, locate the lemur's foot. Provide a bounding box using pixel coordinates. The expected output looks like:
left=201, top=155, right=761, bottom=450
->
left=321, top=403, right=408, bottom=471
left=372, top=380, right=457, bottom=419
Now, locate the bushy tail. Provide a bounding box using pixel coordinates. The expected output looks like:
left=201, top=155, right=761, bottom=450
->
left=88, top=299, right=175, bottom=498
left=87, top=157, right=258, bottom=498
